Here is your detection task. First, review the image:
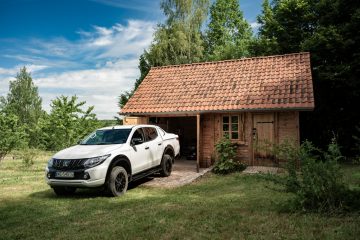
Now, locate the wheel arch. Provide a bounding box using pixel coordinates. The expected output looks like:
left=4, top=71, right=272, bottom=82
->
left=163, top=145, right=175, bottom=163
left=106, top=155, right=132, bottom=182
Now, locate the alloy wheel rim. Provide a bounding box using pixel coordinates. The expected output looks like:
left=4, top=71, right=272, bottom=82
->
left=115, top=172, right=126, bottom=192
left=166, top=159, right=172, bottom=172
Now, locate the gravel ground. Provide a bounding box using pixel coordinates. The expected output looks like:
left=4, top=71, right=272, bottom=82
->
left=142, top=159, right=212, bottom=188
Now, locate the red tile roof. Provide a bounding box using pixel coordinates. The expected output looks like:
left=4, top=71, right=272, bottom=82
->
left=121, top=52, right=314, bottom=115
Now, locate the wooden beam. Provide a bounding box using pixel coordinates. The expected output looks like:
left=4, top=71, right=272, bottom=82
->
left=196, top=114, right=200, bottom=173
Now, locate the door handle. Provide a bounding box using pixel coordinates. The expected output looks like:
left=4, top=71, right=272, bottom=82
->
left=158, top=143, right=162, bottom=146
left=145, top=146, right=149, bottom=150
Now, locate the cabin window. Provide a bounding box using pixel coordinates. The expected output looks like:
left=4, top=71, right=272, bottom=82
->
left=222, top=115, right=245, bottom=141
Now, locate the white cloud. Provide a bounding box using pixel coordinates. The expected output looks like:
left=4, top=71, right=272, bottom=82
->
left=35, top=58, right=139, bottom=119
left=85, top=20, right=155, bottom=59
left=0, top=20, right=156, bottom=119
left=250, top=22, right=261, bottom=30
left=0, top=64, right=48, bottom=76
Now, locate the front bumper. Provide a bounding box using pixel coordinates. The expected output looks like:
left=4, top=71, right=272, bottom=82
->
left=45, top=165, right=107, bottom=188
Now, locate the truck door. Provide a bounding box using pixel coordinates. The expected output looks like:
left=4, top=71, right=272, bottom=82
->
left=128, top=128, right=151, bottom=174
left=143, top=127, right=163, bottom=167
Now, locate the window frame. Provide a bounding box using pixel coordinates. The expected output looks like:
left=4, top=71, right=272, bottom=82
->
left=222, top=114, right=244, bottom=142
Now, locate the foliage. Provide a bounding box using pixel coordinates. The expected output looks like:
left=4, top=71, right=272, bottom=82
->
left=116, top=54, right=150, bottom=111
left=17, top=148, right=38, bottom=166
left=204, top=0, right=252, bottom=60
left=0, top=112, right=26, bottom=161
left=269, top=139, right=360, bottom=213
left=118, top=0, right=209, bottom=112
left=253, top=0, right=360, bottom=155
left=352, top=125, right=360, bottom=160
left=118, top=90, right=133, bottom=109
left=134, top=54, right=150, bottom=91
left=213, top=137, right=246, bottom=174
left=39, top=95, right=99, bottom=151
left=146, top=0, right=209, bottom=66
left=1, top=67, right=43, bottom=148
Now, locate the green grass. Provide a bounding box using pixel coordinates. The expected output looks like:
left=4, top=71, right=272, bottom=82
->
left=0, top=152, right=359, bottom=240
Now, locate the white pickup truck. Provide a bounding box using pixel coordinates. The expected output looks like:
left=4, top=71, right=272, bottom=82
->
left=45, top=125, right=180, bottom=196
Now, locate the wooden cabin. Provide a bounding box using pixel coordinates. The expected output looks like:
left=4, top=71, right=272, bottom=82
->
left=121, top=52, right=314, bottom=168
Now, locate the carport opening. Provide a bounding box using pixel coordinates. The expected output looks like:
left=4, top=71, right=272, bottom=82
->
left=149, top=117, right=197, bottom=162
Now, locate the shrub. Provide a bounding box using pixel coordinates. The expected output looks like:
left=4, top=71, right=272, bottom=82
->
left=0, top=112, right=26, bottom=161
left=269, top=138, right=360, bottom=213
left=213, top=137, right=247, bottom=174
left=18, top=148, right=38, bottom=166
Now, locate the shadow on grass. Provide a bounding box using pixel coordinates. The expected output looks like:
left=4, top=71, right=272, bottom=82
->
left=29, top=176, right=156, bottom=199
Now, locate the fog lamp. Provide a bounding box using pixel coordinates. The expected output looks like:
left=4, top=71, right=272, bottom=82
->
left=83, top=172, right=90, bottom=180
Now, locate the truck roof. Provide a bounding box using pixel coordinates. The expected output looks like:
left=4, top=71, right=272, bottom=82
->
left=99, top=124, right=158, bottom=130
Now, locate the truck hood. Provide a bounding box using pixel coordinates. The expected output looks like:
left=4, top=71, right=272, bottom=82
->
left=52, top=144, right=124, bottom=159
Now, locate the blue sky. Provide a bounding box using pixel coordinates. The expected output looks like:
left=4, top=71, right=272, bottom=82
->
left=0, top=0, right=262, bottom=119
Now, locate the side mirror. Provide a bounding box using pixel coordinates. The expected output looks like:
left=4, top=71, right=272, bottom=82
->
left=131, top=137, right=143, bottom=145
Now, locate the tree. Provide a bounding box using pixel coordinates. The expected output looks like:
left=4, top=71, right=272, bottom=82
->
left=250, top=0, right=280, bottom=56
left=146, top=0, right=209, bottom=66
left=39, top=96, right=98, bottom=151
left=205, top=0, right=253, bottom=60
left=118, top=0, right=209, bottom=112
left=116, top=54, right=150, bottom=118
left=0, top=112, right=25, bottom=161
left=2, top=67, right=43, bottom=147
left=253, top=0, right=360, bottom=154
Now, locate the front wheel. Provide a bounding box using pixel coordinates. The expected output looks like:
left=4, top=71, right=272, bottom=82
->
left=52, top=186, right=76, bottom=196
left=159, top=154, right=173, bottom=177
left=108, top=166, right=129, bottom=197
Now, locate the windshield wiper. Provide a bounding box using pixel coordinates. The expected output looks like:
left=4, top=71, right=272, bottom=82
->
left=96, top=142, right=111, bottom=145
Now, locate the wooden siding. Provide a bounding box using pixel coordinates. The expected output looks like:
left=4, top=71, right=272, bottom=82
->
left=123, top=116, right=148, bottom=125
left=199, top=113, right=252, bottom=167
left=127, top=111, right=300, bottom=168
left=199, top=111, right=299, bottom=167
left=277, top=112, right=300, bottom=145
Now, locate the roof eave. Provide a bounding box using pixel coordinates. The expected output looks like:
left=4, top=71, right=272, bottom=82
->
left=120, top=106, right=315, bottom=116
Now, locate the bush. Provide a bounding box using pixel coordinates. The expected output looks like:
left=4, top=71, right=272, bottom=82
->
left=269, top=138, right=360, bottom=213
left=18, top=148, right=38, bottom=166
left=0, top=112, right=26, bottom=161
left=213, top=137, right=247, bottom=174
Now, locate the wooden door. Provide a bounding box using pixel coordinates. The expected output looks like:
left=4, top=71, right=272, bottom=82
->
left=253, top=113, right=275, bottom=165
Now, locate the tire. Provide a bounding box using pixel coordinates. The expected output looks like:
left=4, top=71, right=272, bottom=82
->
left=159, top=154, right=173, bottom=177
left=107, top=166, right=128, bottom=197
left=53, top=186, right=76, bottom=196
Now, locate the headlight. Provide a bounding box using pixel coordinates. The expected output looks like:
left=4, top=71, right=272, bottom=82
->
left=84, top=154, right=110, bottom=168
left=48, top=158, right=54, bottom=168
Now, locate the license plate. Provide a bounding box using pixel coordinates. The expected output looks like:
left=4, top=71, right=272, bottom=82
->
left=55, top=171, right=74, bottom=178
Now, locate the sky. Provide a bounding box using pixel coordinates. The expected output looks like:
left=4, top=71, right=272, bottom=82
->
left=0, top=0, right=262, bottom=119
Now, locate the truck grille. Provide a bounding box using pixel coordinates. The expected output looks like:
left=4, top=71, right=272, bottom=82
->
left=52, top=158, right=87, bottom=170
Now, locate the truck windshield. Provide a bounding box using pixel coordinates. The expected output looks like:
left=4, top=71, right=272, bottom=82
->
left=80, top=129, right=132, bottom=145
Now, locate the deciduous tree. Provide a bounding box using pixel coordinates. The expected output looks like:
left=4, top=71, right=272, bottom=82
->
left=205, top=0, right=252, bottom=60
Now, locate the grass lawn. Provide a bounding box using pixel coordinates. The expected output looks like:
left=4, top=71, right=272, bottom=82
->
left=0, top=152, right=360, bottom=240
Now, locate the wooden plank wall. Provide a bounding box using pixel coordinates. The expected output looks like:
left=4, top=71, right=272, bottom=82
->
left=200, top=111, right=299, bottom=167
left=200, top=113, right=252, bottom=167
left=199, top=114, right=215, bottom=167
left=277, top=112, right=300, bottom=145
left=123, top=116, right=148, bottom=125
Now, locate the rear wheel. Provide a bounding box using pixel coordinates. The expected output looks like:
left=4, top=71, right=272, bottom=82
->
left=108, top=166, right=128, bottom=197
left=160, top=154, right=173, bottom=177
left=52, top=186, right=76, bottom=196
